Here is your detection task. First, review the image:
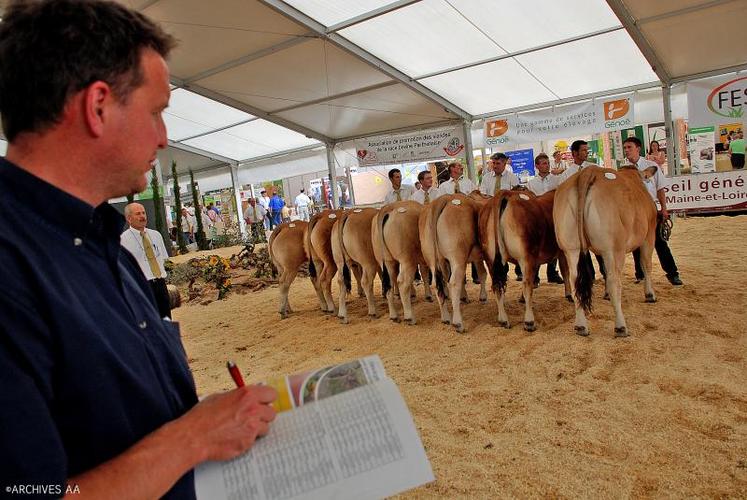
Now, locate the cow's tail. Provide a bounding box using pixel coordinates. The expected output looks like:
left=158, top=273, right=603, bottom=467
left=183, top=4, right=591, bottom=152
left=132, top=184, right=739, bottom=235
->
left=306, top=213, right=320, bottom=279
left=337, top=212, right=352, bottom=293
left=574, top=170, right=596, bottom=314
left=429, top=196, right=452, bottom=302
left=490, top=195, right=510, bottom=295
left=378, top=211, right=393, bottom=298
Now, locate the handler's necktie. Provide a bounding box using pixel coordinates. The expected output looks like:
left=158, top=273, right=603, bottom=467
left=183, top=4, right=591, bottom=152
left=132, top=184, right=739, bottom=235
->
left=395, top=189, right=401, bottom=201
left=454, top=179, right=461, bottom=194
left=141, top=231, right=162, bottom=278
left=494, top=175, right=501, bottom=196
left=424, top=190, right=430, bottom=204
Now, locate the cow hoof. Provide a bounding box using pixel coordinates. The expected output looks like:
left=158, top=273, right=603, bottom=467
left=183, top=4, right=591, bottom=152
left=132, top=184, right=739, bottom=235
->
left=524, top=321, right=536, bottom=332
left=645, top=293, right=657, bottom=303
left=518, top=296, right=525, bottom=304
left=339, top=317, right=349, bottom=324
left=441, top=319, right=451, bottom=324
left=368, top=313, right=379, bottom=319
left=479, top=298, right=488, bottom=304
left=603, top=292, right=610, bottom=300
left=425, top=296, right=434, bottom=303
left=575, top=326, right=590, bottom=337
left=498, top=320, right=511, bottom=329
left=406, top=318, right=417, bottom=326
left=389, top=316, right=400, bottom=323
left=460, top=297, right=470, bottom=304
left=614, top=327, right=629, bottom=337
left=453, top=323, right=464, bottom=333
left=279, top=310, right=289, bottom=319
left=565, top=294, right=573, bottom=303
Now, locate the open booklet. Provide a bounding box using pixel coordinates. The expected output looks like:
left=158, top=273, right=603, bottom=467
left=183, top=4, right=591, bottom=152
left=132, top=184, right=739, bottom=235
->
left=195, top=355, right=434, bottom=500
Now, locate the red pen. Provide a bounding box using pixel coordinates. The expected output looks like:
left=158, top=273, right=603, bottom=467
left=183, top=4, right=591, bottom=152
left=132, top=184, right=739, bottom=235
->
left=226, top=361, right=245, bottom=388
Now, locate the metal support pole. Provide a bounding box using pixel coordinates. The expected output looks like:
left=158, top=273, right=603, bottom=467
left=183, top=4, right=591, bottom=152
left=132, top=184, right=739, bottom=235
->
left=229, top=163, right=246, bottom=237
left=480, top=147, right=487, bottom=180
left=346, top=164, right=356, bottom=206
left=326, top=144, right=339, bottom=209
left=463, top=120, right=476, bottom=183
left=662, top=85, right=678, bottom=175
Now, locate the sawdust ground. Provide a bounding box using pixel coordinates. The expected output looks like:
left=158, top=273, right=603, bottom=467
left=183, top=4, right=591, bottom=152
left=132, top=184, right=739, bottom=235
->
left=175, top=215, right=747, bottom=498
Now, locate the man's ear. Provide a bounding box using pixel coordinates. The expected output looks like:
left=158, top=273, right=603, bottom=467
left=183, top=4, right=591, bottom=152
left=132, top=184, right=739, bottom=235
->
left=82, top=81, right=113, bottom=138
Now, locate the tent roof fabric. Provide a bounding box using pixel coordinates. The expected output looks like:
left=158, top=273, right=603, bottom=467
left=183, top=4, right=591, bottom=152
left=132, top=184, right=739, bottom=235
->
left=4, top=0, right=745, bottom=173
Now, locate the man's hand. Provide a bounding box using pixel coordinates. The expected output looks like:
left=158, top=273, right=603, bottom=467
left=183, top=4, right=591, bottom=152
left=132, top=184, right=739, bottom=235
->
left=551, top=167, right=564, bottom=175
left=660, top=208, right=669, bottom=220
left=176, top=385, right=277, bottom=463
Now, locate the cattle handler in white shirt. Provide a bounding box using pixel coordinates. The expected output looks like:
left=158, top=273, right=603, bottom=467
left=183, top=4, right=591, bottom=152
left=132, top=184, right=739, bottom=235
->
left=438, top=161, right=476, bottom=195
left=411, top=170, right=440, bottom=204
left=384, top=167, right=415, bottom=203
left=294, top=188, right=312, bottom=221
left=480, top=152, right=520, bottom=195
left=121, top=203, right=171, bottom=318
left=527, top=153, right=564, bottom=285
left=623, top=136, right=683, bottom=286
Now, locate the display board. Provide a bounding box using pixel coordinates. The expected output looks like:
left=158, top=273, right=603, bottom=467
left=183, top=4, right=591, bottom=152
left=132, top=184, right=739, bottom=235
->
left=355, top=126, right=465, bottom=167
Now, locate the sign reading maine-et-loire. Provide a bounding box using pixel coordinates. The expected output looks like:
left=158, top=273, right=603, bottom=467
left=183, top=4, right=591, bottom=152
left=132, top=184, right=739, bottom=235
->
left=666, top=170, right=747, bottom=212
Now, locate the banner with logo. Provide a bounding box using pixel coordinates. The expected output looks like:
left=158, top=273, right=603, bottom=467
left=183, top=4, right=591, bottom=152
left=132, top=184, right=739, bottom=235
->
left=687, top=74, right=747, bottom=129
left=666, top=171, right=747, bottom=212
left=484, top=94, right=635, bottom=146
left=355, top=126, right=465, bottom=167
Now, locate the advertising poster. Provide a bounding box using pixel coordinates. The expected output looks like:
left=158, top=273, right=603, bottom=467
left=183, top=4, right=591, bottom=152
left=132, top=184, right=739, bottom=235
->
left=688, top=126, right=716, bottom=174
left=647, top=122, right=667, bottom=151
left=687, top=74, right=747, bottom=129
left=485, top=93, right=634, bottom=146
left=505, top=148, right=534, bottom=181
left=355, top=126, right=465, bottom=167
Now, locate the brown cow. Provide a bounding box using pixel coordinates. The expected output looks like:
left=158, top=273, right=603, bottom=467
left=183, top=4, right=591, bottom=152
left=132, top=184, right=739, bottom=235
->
left=332, top=208, right=381, bottom=323
left=554, top=165, right=658, bottom=337
left=306, top=209, right=363, bottom=314
left=479, top=190, right=571, bottom=331
left=373, top=201, right=433, bottom=325
left=420, top=193, right=488, bottom=333
left=268, top=221, right=309, bottom=318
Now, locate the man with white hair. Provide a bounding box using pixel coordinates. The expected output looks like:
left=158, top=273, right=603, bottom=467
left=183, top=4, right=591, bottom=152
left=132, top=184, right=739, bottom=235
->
left=121, top=202, right=171, bottom=318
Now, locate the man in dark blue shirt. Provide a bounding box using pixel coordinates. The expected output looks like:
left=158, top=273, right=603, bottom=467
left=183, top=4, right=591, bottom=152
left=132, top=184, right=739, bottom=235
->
left=0, top=1, right=276, bottom=498
left=268, top=192, right=285, bottom=227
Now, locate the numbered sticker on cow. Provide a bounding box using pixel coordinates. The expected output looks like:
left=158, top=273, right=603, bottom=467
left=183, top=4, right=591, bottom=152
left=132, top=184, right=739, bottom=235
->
left=397, top=207, right=407, bottom=213
left=451, top=199, right=462, bottom=206
left=328, top=213, right=337, bottom=219
left=519, top=194, right=530, bottom=201
left=605, top=172, right=617, bottom=180
left=353, top=208, right=362, bottom=213
left=289, top=223, right=296, bottom=228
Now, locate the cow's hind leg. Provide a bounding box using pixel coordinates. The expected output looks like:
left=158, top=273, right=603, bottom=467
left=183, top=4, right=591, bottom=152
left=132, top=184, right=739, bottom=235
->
left=434, top=263, right=452, bottom=324
left=352, top=263, right=365, bottom=298
left=384, top=260, right=400, bottom=322
left=362, top=264, right=378, bottom=318
left=337, top=263, right=350, bottom=324
left=558, top=253, right=573, bottom=302
left=521, top=259, right=537, bottom=332
left=320, top=264, right=336, bottom=313
left=399, top=261, right=417, bottom=325
left=475, top=260, right=488, bottom=303
left=567, top=250, right=591, bottom=336
left=448, top=262, right=468, bottom=333
left=639, top=238, right=657, bottom=304
left=605, top=251, right=628, bottom=337
left=278, top=269, right=297, bottom=319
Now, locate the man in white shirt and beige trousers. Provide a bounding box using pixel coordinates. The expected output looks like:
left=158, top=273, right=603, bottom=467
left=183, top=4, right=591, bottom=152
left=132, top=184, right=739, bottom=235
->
left=120, top=203, right=171, bottom=318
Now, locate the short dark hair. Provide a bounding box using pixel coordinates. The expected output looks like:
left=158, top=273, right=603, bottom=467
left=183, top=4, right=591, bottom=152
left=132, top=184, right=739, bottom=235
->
left=623, top=136, right=642, bottom=149
left=490, top=152, right=508, bottom=161
left=300, top=188, right=305, bottom=193
left=417, top=170, right=431, bottom=182
left=570, top=140, right=588, bottom=153
left=0, top=0, right=175, bottom=142
left=388, top=168, right=401, bottom=180
left=534, top=153, right=549, bottom=165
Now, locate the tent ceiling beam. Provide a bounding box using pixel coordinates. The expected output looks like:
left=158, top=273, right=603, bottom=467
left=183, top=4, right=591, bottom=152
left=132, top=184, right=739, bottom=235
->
left=168, top=140, right=237, bottom=165
left=473, top=80, right=660, bottom=120
left=606, top=0, right=671, bottom=84
left=637, top=0, right=739, bottom=25
left=175, top=117, right=261, bottom=143
left=269, top=80, right=399, bottom=114
left=415, top=25, right=624, bottom=81
left=670, top=62, right=747, bottom=85
left=139, top=0, right=162, bottom=10
left=336, top=118, right=461, bottom=144
left=177, top=162, right=231, bottom=178
left=257, top=0, right=471, bottom=121
left=239, top=143, right=325, bottom=166
left=182, top=36, right=314, bottom=84
left=326, top=0, right=423, bottom=33
left=180, top=82, right=332, bottom=144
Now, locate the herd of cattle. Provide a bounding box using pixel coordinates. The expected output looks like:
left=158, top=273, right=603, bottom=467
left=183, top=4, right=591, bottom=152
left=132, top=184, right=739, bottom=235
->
left=267, top=165, right=660, bottom=337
